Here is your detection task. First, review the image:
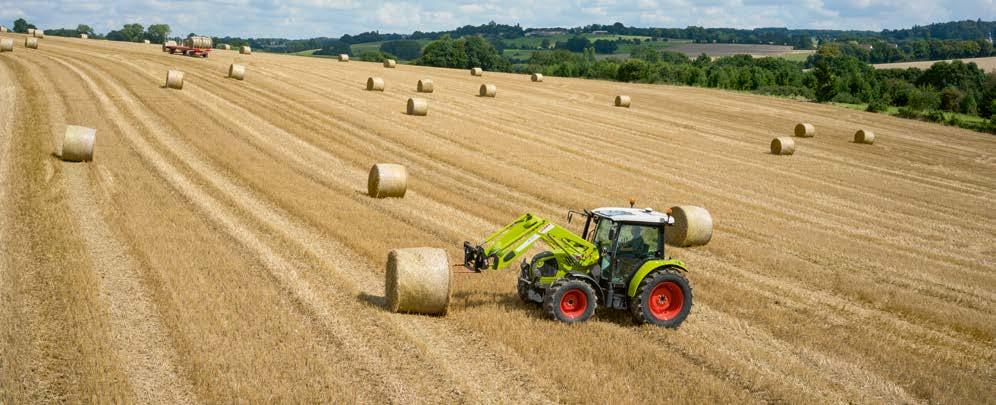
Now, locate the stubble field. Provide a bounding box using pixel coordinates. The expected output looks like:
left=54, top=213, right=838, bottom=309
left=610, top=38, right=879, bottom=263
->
left=0, top=33, right=993, bottom=404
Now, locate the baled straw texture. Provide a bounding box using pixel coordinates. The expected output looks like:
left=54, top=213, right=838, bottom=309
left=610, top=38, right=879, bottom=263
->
left=184, top=36, right=212, bottom=48
left=794, top=123, right=815, bottom=137
left=417, top=79, right=433, bottom=93
left=61, top=125, right=96, bottom=162
left=229, top=64, right=245, bottom=80
left=366, top=77, right=385, bottom=91
left=770, top=137, right=795, bottom=155
left=385, top=248, right=452, bottom=315
left=24, top=37, right=38, bottom=49
left=163, top=40, right=176, bottom=51
left=165, top=70, right=184, bottom=90
left=32, top=30, right=44, bottom=38
left=615, top=95, right=631, bottom=108
left=81, top=34, right=89, bottom=39
left=470, top=67, right=483, bottom=76
left=220, top=44, right=231, bottom=50
left=0, top=39, right=13, bottom=52
left=368, top=163, right=407, bottom=198
left=479, top=84, right=497, bottom=97
left=142, top=39, right=149, bottom=44
left=854, top=129, right=875, bottom=144
left=664, top=206, right=713, bottom=247
left=240, top=46, right=252, bottom=55
left=531, top=73, right=543, bottom=82
left=384, top=59, right=397, bottom=68
left=0, top=26, right=7, bottom=33
left=407, top=98, right=428, bottom=116
left=339, top=54, right=349, bottom=62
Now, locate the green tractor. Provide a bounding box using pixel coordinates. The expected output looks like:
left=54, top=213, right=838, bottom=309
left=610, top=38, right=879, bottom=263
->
left=464, top=205, right=712, bottom=327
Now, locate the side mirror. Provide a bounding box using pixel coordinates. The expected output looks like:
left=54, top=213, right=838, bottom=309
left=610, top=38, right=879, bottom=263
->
left=608, top=227, right=616, bottom=241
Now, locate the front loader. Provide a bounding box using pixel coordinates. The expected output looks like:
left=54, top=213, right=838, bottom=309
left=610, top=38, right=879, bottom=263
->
left=464, top=205, right=711, bottom=327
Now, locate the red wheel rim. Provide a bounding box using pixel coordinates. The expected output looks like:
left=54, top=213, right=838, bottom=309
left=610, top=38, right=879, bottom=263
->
left=559, top=289, right=588, bottom=319
left=648, top=281, right=684, bottom=320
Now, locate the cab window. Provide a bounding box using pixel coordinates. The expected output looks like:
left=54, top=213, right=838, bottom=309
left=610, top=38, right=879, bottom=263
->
left=615, top=224, right=660, bottom=258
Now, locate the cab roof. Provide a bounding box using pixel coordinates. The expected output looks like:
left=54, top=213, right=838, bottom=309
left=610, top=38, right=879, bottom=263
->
left=592, top=207, right=674, bottom=225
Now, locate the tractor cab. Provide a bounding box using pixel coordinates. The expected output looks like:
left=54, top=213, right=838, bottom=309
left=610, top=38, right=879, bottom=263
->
left=582, top=208, right=674, bottom=285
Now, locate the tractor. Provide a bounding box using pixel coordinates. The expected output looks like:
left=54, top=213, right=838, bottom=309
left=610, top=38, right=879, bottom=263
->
left=464, top=205, right=711, bottom=327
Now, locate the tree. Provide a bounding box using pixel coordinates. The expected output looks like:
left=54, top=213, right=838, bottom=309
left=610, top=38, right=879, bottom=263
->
left=146, top=24, right=171, bottom=44
left=76, top=24, right=93, bottom=36
left=13, top=18, right=31, bottom=33
left=463, top=36, right=509, bottom=71
left=592, top=39, right=618, bottom=54
left=314, top=41, right=352, bottom=56
left=416, top=36, right=469, bottom=68
left=559, top=36, right=591, bottom=52
left=380, top=40, right=422, bottom=60
left=540, top=38, right=551, bottom=49
left=630, top=44, right=659, bottom=62
left=813, top=59, right=837, bottom=102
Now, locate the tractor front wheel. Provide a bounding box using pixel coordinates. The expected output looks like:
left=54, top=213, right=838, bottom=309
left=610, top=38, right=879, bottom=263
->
left=630, top=269, right=692, bottom=328
left=543, top=279, right=596, bottom=323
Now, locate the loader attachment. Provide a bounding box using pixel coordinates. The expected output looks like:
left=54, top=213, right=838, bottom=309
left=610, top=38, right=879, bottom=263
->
left=463, top=213, right=598, bottom=272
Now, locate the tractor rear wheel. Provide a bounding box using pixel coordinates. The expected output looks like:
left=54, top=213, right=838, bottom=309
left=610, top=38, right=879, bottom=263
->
left=543, top=279, right=596, bottom=323
left=630, top=268, right=692, bottom=328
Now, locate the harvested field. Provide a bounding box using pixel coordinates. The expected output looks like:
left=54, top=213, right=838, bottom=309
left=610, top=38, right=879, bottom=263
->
left=0, top=33, right=994, bottom=403
left=669, top=43, right=814, bottom=58
left=873, top=56, right=996, bottom=72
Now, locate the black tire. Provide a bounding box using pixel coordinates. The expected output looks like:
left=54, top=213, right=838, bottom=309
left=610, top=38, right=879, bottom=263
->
left=543, top=279, right=597, bottom=324
left=630, top=268, right=692, bottom=328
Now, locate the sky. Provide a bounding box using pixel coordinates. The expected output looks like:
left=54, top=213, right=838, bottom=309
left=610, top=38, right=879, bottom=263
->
left=0, top=0, right=992, bottom=39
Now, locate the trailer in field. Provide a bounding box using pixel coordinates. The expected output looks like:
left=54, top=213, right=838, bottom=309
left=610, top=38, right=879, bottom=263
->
left=162, top=36, right=213, bottom=58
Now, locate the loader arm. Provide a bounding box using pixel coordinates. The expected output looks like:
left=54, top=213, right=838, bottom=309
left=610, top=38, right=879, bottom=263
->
left=464, top=213, right=599, bottom=271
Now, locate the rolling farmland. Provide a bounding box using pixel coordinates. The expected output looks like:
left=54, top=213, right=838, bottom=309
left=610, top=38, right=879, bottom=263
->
left=873, top=56, right=996, bottom=72
left=0, top=33, right=994, bottom=403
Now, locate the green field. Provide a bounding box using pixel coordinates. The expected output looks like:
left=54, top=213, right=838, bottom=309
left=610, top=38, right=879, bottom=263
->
left=350, top=39, right=433, bottom=59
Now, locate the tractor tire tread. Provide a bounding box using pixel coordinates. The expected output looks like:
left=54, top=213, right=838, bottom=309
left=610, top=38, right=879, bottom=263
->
left=630, top=267, right=693, bottom=328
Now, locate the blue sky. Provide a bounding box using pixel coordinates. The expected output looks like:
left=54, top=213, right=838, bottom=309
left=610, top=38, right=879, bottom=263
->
left=0, top=0, right=992, bottom=39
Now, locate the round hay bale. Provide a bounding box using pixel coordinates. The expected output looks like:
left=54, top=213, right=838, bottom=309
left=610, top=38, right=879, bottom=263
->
left=407, top=98, right=428, bottom=116
left=142, top=39, right=150, bottom=44
left=165, top=70, right=184, bottom=90
left=61, top=125, right=96, bottom=162
left=24, top=37, right=38, bottom=49
left=794, top=123, right=815, bottom=137
left=479, top=84, right=497, bottom=97
left=183, top=36, right=212, bottom=49
left=339, top=54, right=349, bottom=62
left=366, top=77, right=385, bottom=91
left=665, top=206, right=713, bottom=247
left=0, top=39, right=13, bottom=52
left=240, top=46, right=252, bottom=55
left=854, top=129, right=875, bottom=144
left=0, top=26, right=7, bottom=33
left=385, top=248, right=451, bottom=315
left=531, top=73, right=543, bottom=82
left=384, top=59, right=397, bottom=68
left=163, top=40, right=176, bottom=52
left=27, top=28, right=35, bottom=35
left=470, top=67, right=483, bottom=76
left=615, top=95, right=631, bottom=108
left=368, top=163, right=407, bottom=198
left=229, top=64, right=245, bottom=80
left=219, top=44, right=231, bottom=50
left=770, top=137, right=795, bottom=155
left=81, top=34, right=89, bottom=39
left=32, top=30, right=44, bottom=38
left=417, top=79, right=433, bottom=93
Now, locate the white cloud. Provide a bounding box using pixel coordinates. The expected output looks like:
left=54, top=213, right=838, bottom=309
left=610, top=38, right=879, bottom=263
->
left=0, top=0, right=991, bottom=38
